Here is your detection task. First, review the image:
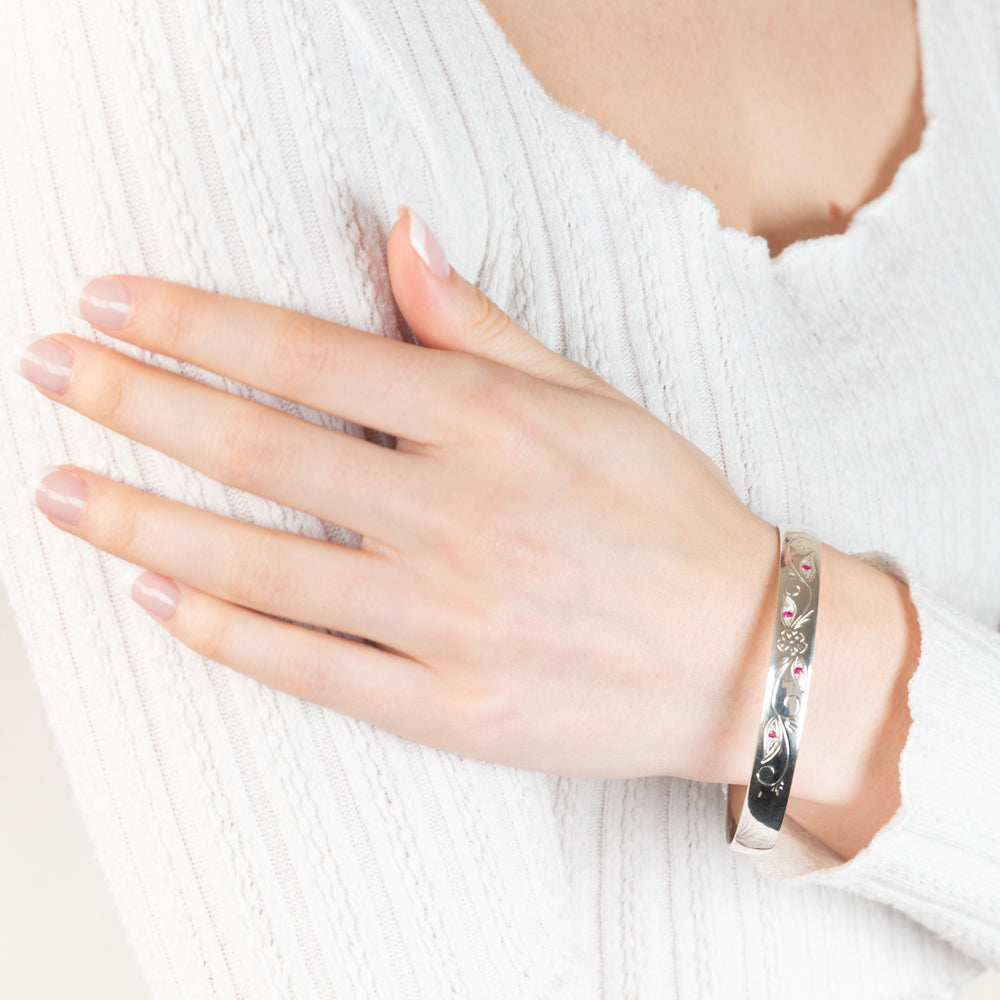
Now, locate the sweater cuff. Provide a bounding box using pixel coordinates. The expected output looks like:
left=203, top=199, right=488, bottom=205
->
left=741, top=557, right=1000, bottom=967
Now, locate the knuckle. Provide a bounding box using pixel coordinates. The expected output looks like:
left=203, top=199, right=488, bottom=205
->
left=92, top=367, right=135, bottom=427
left=273, top=646, right=331, bottom=705
left=267, top=314, right=333, bottom=394
left=190, top=609, right=231, bottom=665
left=163, top=293, right=207, bottom=358
left=221, top=534, right=298, bottom=608
left=98, top=495, right=143, bottom=556
left=492, top=404, right=548, bottom=464
left=468, top=288, right=515, bottom=347
left=449, top=354, right=506, bottom=419
left=445, top=355, right=543, bottom=460
left=466, top=372, right=549, bottom=464
left=209, top=406, right=285, bottom=488
left=444, top=672, right=517, bottom=755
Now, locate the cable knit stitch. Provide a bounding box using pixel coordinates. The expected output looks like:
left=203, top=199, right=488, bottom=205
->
left=1, top=0, right=998, bottom=997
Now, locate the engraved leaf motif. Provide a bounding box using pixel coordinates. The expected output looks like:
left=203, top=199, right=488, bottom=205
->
left=780, top=592, right=797, bottom=626
left=761, top=715, right=783, bottom=764
left=797, top=555, right=816, bottom=580
left=788, top=658, right=808, bottom=693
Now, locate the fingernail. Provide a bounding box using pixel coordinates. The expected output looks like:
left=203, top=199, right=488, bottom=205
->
left=68, top=274, right=132, bottom=330
left=119, top=564, right=179, bottom=621
left=398, top=204, right=450, bottom=280
left=27, top=464, right=87, bottom=524
left=10, top=335, right=74, bottom=394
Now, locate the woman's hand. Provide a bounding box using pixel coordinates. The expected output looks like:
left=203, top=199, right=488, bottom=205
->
left=14, top=206, right=778, bottom=785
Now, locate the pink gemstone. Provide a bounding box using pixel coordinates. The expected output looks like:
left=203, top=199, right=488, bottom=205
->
left=802, top=563, right=811, bottom=571
left=783, top=611, right=793, bottom=619
left=768, top=730, right=777, bottom=739
left=794, top=667, right=803, bottom=675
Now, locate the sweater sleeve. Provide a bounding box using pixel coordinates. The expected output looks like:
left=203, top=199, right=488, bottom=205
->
left=0, top=6, right=579, bottom=999
left=746, top=557, right=1000, bottom=971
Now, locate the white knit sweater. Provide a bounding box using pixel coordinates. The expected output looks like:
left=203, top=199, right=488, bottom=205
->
left=1, top=0, right=998, bottom=996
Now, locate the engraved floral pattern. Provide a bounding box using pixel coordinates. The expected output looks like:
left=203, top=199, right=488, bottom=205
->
left=776, top=627, right=808, bottom=655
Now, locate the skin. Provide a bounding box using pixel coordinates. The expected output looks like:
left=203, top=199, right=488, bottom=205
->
left=481, top=0, right=926, bottom=256
left=21, top=207, right=919, bottom=865
left=21, top=0, right=927, bottom=863
left=478, top=0, right=928, bottom=851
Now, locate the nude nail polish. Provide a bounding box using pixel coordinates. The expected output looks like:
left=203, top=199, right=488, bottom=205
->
left=68, top=274, right=132, bottom=329
left=10, top=335, right=74, bottom=394
left=27, top=464, right=87, bottom=524
left=120, top=564, right=180, bottom=620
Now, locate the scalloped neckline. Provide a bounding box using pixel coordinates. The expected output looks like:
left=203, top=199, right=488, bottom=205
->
left=467, top=0, right=938, bottom=273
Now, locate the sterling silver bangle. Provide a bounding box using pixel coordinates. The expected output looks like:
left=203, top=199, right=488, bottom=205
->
left=726, top=525, right=822, bottom=855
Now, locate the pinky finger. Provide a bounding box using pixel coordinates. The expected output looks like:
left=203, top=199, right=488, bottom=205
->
left=118, top=564, right=441, bottom=739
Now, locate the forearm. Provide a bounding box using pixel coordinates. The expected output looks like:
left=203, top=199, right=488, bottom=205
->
left=727, top=543, right=921, bottom=861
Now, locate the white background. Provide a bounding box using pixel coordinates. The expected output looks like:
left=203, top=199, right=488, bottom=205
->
left=1, top=581, right=997, bottom=998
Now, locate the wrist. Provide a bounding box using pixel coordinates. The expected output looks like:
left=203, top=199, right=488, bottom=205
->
left=712, top=515, right=783, bottom=787
left=787, top=545, right=916, bottom=809
left=725, top=539, right=920, bottom=860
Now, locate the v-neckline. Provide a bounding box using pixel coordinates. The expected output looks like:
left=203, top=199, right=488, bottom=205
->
left=465, top=0, right=940, bottom=275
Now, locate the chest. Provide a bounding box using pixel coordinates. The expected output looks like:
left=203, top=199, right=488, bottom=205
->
left=477, top=0, right=926, bottom=257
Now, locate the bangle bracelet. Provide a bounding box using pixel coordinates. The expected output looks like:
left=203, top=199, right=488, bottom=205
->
left=726, top=525, right=822, bottom=855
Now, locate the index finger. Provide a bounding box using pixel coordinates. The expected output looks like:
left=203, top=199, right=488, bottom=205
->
left=69, top=274, right=478, bottom=445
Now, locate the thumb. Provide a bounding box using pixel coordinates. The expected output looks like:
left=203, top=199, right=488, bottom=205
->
left=388, top=204, right=614, bottom=394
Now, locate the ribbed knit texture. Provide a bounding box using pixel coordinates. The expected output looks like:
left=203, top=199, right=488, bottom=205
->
left=1, top=0, right=998, bottom=996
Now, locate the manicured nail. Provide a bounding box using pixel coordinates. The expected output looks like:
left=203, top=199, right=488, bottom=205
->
left=398, top=204, right=450, bottom=280
left=10, top=335, right=74, bottom=394
left=119, top=564, right=179, bottom=620
left=27, top=464, right=87, bottom=524
left=68, top=274, right=132, bottom=329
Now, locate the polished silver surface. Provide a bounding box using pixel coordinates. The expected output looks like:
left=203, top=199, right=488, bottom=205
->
left=727, top=526, right=822, bottom=854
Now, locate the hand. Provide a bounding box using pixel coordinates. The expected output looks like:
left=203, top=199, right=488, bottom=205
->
left=15, top=206, right=777, bottom=784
